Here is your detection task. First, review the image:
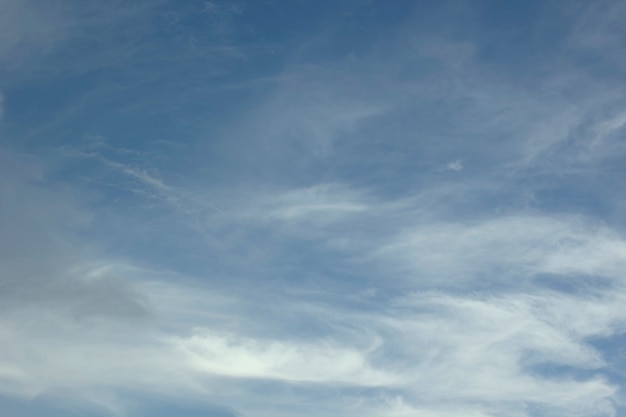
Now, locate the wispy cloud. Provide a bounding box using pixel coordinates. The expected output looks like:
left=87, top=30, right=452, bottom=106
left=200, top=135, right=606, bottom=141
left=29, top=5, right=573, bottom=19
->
left=372, top=214, right=626, bottom=287
left=441, top=159, right=463, bottom=171
left=2, top=1, right=626, bottom=417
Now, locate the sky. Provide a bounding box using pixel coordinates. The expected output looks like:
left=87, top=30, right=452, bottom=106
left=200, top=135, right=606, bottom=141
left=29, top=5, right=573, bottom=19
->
left=1, top=0, right=626, bottom=416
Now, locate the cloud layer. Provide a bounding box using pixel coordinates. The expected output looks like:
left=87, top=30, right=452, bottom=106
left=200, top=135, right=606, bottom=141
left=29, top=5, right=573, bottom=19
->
left=2, top=1, right=626, bottom=417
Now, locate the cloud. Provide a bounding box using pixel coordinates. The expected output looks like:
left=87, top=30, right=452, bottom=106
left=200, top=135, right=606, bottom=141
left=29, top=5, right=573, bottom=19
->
left=225, top=183, right=371, bottom=229
left=0, top=151, right=149, bottom=318
left=1, top=162, right=622, bottom=415
left=441, top=160, right=463, bottom=171
left=101, top=157, right=174, bottom=195
left=367, top=291, right=621, bottom=417
left=3, top=265, right=622, bottom=417
left=2, top=1, right=626, bottom=417
left=172, top=329, right=393, bottom=385
left=372, top=214, right=626, bottom=288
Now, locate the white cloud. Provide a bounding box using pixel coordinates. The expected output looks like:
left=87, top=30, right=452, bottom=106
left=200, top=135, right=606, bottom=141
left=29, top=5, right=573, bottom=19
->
left=244, top=183, right=370, bottom=226
left=0, top=202, right=624, bottom=417
left=172, top=329, right=394, bottom=386
left=379, top=290, right=622, bottom=415
left=102, top=158, right=173, bottom=194
left=2, top=266, right=622, bottom=417
left=444, top=159, right=463, bottom=171
left=586, top=110, right=626, bottom=159
left=271, top=184, right=367, bottom=219
left=373, top=214, right=626, bottom=287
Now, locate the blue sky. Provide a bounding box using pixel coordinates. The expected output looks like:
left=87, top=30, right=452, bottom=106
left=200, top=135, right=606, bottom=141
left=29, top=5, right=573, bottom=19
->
left=1, top=1, right=626, bottom=416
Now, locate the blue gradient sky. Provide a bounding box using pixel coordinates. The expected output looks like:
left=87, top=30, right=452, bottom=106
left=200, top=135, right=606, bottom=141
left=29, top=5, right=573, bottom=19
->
left=2, top=1, right=626, bottom=416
